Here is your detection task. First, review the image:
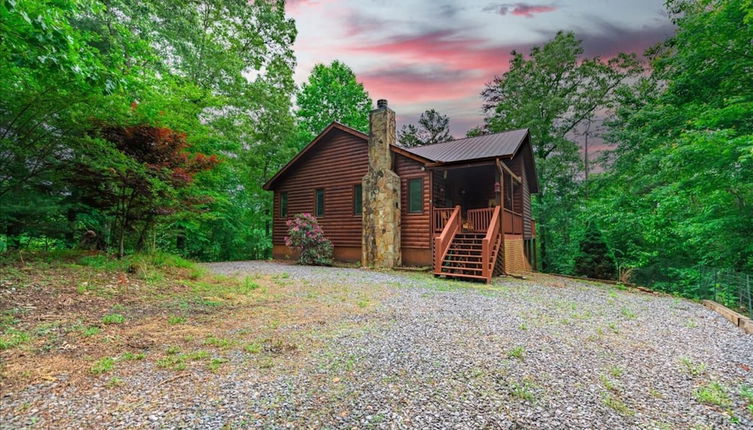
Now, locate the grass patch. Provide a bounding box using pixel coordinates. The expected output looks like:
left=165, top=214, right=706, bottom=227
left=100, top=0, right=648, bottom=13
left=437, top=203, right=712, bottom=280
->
left=207, top=357, right=228, bottom=372
left=509, top=380, right=538, bottom=402
left=167, top=315, right=186, bottom=325
left=600, top=374, right=620, bottom=392
left=620, top=307, right=637, bottom=320
left=79, top=326, right=101, bottom=337
left=102, top=313, right=125, bottom=325
left=0, top=328, right=31, bottom=350
left=244, top=342, right=262, bottom=354
left=693, top=381, right=731, bottom=407
left=507, top=346, right=525, bottom=360
left=205, top=335, right=232, bottom=349
left=120, top=352, right=145, bottom=361
left=603, top=393, right=634, bottom=416
left=90, top=357, right=116, bottom=375
left=105, top=377, right=124, bottom=388
left=680, top=357, right=707, bottom=376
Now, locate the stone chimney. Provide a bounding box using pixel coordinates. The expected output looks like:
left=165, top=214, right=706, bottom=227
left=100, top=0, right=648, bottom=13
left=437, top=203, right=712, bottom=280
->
left=362, top=99, right=401, bottom=268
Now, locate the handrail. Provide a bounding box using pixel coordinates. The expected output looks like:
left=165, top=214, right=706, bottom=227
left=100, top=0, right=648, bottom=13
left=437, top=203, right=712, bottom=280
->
left=467, top=208, right=495, bottom=232
left=434, top=205, right=461, bottom=274
left=481, top=206, right=502, bottom=280
left=433, top=207, right=455, bottom=232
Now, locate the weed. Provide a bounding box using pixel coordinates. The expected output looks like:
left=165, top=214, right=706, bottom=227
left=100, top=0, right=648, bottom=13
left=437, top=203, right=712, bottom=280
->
left=609, top=366, right=624, bottom=378
left=603, top=393, right=634, bottom=416
left=739, top=385, right=753, bottom=403
left=244, top=342, right=262, bottom=354
left=167, top=315, right=186, bottom=325
left=509, top=380, right=538, bottom=402
left=519, top=323, right=528, bottom=331
left=693, top=381, right=731, bottom=407
left=607, top=322, right=619, bottom=334
left=185, top=350, right=210, bottom=361
left=686, top=319, right=698, bottom=328
left=76, top=282, right=90, bottom=294
left=620, top=307, right=637, bottom=320
left=106, top=377, right=124, bottom=388
left=680, top=357, right=707, bottom=376
left=205, top=335, right=232, bottom=349
left=0, top=328, right=31, bottom=350
left=357, top=300, right=369, bottom=308
left=102, top=313, right=125, bottom=325
left=166, top=345, right=181, bottom=355
left=240, top=277, right=260, bottom=293
left=80, top=326, right=101, bottom=337
left=600, top=374, right=620, bottom=392
left=121, top=352, right=145, bottom=361
left=90, top=357, right=116, bottom=375
left=156, top=355, right=186, bottom=371
left=207, top=357, right=228, bottom=372
left=507, top=346, right=525, bottom=360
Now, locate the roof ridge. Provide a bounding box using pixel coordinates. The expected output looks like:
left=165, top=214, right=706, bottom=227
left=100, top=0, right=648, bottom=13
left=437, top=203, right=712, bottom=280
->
left=399, top=127, right=528, bottom=150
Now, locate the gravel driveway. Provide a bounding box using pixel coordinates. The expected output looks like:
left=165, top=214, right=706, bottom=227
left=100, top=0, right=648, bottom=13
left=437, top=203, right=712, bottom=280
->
left=3, top=261, right=753, bottom=429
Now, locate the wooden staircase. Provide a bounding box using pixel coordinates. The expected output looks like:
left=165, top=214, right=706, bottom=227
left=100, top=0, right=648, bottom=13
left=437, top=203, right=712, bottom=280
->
left=434, top=206, right=503, bottom=283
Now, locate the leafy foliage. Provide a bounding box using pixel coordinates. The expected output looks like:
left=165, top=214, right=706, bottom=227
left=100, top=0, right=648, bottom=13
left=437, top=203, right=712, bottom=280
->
left=285, top=214, right=333, bottom=266
left=479, top=31, right=642, bottom=272
left=296, top=60, right=372, bottom=141
left=398, top=109, right=453, bottom=147
left=0, top=0, right=298, bottom=260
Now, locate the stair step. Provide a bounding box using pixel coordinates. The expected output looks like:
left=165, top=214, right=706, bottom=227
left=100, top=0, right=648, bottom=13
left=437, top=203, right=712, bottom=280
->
left=441, top=266, right=483, bottom=273
left=438, top=273, right=489, bottom=280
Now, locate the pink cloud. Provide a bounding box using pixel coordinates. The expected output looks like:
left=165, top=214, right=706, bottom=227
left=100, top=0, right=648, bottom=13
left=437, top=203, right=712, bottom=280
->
left=485, top=3, right=557, bottom=18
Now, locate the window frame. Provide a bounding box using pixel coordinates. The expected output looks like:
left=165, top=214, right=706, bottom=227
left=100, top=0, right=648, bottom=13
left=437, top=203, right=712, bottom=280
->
left=314, top=188, right=325, bottom=217
left=407, top=177, right=424, bottom=214
left=353, top=184, right=363, bottom=216
left=279, top=191, right=288, bottom=217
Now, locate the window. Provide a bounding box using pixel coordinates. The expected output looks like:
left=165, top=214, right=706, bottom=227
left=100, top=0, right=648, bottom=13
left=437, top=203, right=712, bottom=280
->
left=408, top=178, right=423, bottom=213
left=280, top=192, right=288, bottom=217
left=353, top=184, right=362, bottom=215
left=315, top=188, right=325, bottom=217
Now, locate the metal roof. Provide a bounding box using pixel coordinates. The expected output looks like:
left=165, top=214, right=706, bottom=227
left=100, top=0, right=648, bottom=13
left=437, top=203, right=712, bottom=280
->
left=400, top=128, right=529, bottom=163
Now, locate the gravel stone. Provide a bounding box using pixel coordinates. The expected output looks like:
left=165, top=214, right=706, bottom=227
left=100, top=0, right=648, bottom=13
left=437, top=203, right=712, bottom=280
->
left=1, top=260, right=752, bottom=429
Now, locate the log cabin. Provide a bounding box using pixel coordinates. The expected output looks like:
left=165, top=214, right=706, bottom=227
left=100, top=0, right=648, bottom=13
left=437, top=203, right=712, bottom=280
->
left=263, top=99, right=538, bottom=282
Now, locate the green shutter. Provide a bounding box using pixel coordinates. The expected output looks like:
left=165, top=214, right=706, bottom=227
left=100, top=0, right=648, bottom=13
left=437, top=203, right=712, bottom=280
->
left=409, top=178, right=423, bottom=213
left=315, top=189, right=325, bottom=217
left=354, top=184, right=362, bottom=215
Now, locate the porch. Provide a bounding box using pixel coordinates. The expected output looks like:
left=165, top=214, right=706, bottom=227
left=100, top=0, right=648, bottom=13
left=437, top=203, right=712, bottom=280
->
left=428, top=161, right=535, bottom=282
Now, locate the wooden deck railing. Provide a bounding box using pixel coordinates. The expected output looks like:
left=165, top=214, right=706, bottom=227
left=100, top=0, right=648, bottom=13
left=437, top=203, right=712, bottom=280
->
left=433, top=207, right=455, bottom=233
left=481, top=206, right=502, bottom=281
left=503, top=208, right=523, bottom=235
left=434, top=205, right=461, bottom=274
left=467, top=208, right=495, bottom=232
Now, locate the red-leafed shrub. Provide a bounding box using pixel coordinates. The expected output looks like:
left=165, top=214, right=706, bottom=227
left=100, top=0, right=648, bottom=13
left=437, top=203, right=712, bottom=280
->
left=285, top=213, right=333, bottom=266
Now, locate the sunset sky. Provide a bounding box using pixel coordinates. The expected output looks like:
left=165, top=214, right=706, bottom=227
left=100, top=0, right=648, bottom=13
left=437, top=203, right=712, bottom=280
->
left=286, top=0, right=675, bottom=137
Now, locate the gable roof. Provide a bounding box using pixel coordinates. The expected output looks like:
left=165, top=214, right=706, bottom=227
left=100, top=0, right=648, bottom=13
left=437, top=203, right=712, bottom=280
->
left=263, top=122, right=367, bottom=190
left=399, top=128, right=530, bottom=163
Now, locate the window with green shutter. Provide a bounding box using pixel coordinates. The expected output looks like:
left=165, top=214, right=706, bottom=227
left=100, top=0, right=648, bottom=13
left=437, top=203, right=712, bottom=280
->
left=353, top=184, right=362, bottom=215
left=408, top=178, right=423, bottom=213
left=280, top=192, right=288, bottom=217
left=315, top=188, right=325, bottom=217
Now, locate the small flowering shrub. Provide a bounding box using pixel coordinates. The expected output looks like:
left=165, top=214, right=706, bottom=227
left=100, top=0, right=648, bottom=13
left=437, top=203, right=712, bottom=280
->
left=285, top=213, right=333, bottom=266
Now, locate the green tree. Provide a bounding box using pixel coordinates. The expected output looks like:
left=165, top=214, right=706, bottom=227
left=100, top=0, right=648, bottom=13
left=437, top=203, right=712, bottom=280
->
left=590, top=0, right=753, bottom=290
left=398, top=109, right=453, bottom=147
left=296, top=60, right=372, bottom=141
left=479, top=31, right=642, bottom=272
left=573, top=223, right=616, bottom=279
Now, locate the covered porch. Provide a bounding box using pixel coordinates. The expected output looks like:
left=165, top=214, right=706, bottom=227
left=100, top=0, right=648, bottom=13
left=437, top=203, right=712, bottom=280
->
left=428, top=160, right=535, bottom=281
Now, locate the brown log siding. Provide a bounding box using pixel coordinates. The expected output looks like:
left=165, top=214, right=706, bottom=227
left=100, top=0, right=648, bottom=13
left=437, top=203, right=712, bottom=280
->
left=271, top=129, right=368, bottom=248
left=394, top=155, right=431, bottom=250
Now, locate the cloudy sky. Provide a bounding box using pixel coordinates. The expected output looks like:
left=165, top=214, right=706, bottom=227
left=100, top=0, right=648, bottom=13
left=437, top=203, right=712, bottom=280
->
left=286, top=0, right=674, bottom=137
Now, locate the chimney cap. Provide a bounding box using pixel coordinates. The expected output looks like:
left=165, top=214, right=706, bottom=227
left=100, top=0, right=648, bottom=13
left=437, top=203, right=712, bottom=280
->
left=377, top=99, right=388, bottom=109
